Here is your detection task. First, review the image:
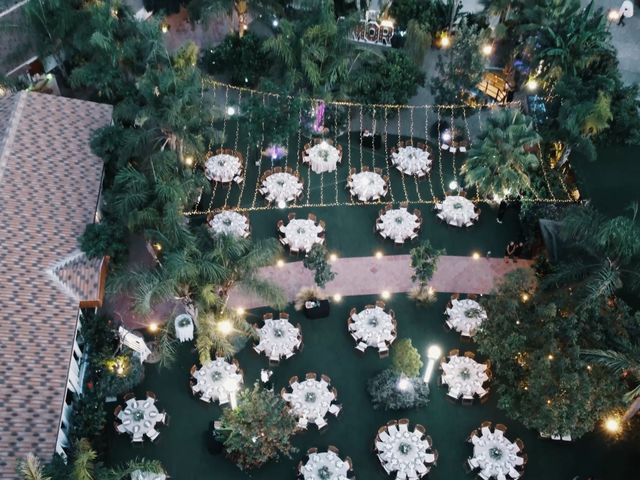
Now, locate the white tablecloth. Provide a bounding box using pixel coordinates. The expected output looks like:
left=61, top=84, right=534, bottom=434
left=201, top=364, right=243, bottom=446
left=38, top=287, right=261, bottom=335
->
left=446, top=299, right=487, bottom=337
left=442, top=355, right=489, bottom=398
left=286, top=379, right=335, bottom=423
left=256, top=318, right=300, bottom=360
left=260, top=172, right=304, bottom=204
left=377, top=425, right=433, bottom=478
left=303, top=143, right=341, bottom=173
left=118, top=398, right=161, bottom=439
left=208, top=211, right=249, bottom=238
left=348, top=171, right=387, bottom=202
left=391, top=146, right=432, bottom=176
left=350, top=306, right=394, bottom=347
left=472, top=430, right=522, bottom=479
left=192, top=358, right=243, bottom=404
left=378, top=208, right=420, bottom=242
left=302, top=451, right=349, bottom=480
left=435, top=196, right=478, bottom=227
left=280, top=218, right=324, bottom=252
left=205, top=153, right=242, bottom=183
left=174, top=314, right=194, bottom=342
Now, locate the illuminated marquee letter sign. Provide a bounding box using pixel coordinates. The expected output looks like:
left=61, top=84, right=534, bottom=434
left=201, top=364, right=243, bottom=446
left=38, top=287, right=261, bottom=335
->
left=352, top=20, right=394, bottom=47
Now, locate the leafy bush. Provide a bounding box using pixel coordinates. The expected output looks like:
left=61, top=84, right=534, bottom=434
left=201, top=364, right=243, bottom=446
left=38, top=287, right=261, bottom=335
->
left=303, top=244, right=336, bottom=288
left=391, top=338, right=424, bottom=377
left=202, top=33, right=268, bottom=87
left=410, top=240, right=445, bottom=288
left=349, top=50, right=425, bottom=105
left=367, top=369, right=430, bottom=410
left=79, top=219, right=128, bottom=264
left=217, top=383, right=297, bottom=470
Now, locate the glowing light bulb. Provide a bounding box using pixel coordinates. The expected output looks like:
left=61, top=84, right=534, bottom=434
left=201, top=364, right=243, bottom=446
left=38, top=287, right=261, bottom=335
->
left=448, top=180, right=458, bottom=190
left=329, top=253, right=338, bottom=262
left=526, top=79, right=539, bottom=92
left=276, top=259, right=285, bottom=268
left=148, top=322, right=158, bottom=333
left=605, top=417, right=620, bottom=433
left=226, top=106, right=236, bottom=116
left=217, top=320, right=233, bottom=335
left=481, top=44, right=493, bottom=56
left=375, top=251, right=383, bottom=259
left=472, top=252, right=480, bottom=260
left=333, top=293, right=342, bottom=302
left=381, top=290, right=391, bottom=300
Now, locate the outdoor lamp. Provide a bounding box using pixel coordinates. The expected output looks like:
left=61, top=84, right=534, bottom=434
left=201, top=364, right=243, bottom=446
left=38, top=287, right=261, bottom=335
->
left=448, top=180, right=458, bottom=191
left=423, top=345, right=442, bottom=383
left=217, top=320, right=234, bottom=336
left=226, top=106, right=236, bottom=116
left=397, top=377, right=412, bottom=392
left=481, top=44, right=493, bottom=56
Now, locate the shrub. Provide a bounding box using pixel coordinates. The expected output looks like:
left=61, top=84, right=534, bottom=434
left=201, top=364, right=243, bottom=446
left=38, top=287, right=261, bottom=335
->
left=367, top=369, right=430, bottom=411
left=391, top=338, right=424, bottom=377
left=303, top=244, right=336, bottom=288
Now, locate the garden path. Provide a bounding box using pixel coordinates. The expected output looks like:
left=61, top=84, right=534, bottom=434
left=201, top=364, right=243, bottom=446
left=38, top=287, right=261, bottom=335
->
left=227, top=254, right=531, bottom=309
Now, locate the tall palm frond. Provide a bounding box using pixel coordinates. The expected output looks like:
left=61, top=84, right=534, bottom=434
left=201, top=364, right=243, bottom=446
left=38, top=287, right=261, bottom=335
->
left=16, top=454, right=50, bottom=480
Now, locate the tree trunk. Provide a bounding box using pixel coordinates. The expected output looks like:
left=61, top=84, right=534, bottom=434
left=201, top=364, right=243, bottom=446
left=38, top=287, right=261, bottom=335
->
left=623, top=396, right=640, bottom=422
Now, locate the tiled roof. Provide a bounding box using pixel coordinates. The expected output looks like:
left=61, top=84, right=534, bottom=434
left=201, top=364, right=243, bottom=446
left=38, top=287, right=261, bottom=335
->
left=0, top=91, right=112, bottom=476
left=50, top=252, right=108, bottom=307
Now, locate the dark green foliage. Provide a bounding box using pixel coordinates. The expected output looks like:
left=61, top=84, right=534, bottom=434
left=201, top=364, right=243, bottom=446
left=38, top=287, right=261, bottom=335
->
left=476, top=269, right=625, bottom=438
left=349, top=50, right=425, bottom=105
left=202, top=33, right=269, bottom=87
left=410, top=240, right=445, bottom=287
left=430, top=18, right=485, bottom=105
left=217, top=384, right=297, bottom=470
left=462, top=109, right=541, bottom=198
left=303, top=244, right=336, bottom=288
left=79, top=220, right=128, bottom=264
left=543, top=204, right=640, bottom=307
left=367, top=369, right=430, bottom=410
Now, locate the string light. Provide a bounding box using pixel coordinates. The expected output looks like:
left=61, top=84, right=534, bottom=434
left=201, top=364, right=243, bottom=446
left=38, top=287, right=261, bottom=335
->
left=333, top=293, right=342, bottom=302
left=381, top=290, right=391, bottom=299
left=375, top=251, right=384, bottom=259
left=148, top=322, right=158, bottom=333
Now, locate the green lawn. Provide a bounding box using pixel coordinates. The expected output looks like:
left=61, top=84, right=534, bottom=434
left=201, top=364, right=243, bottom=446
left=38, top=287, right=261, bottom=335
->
left=104, top=293, right=637, bottom=479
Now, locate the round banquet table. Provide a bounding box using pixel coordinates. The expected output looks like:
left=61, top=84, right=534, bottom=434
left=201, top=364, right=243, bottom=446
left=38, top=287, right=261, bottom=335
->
left=377, top=208, right=420, bottom=242
left=435, top=195, right=478, bottom=227
left=391, top=146, right=432, bottom=176
left=191, top=358, right=243, bottom=404
left=471, top=428, right=523, bottom=479
left=349, top=306, right=394, bottom=347
left=256, top=318, right=300, bottom=360
left=441, top=355, right=489, bottom=398
left=117, top=397, right=161, bottom=439
left=208, top=210, right=249, bottom=238
left=204, top=153, right=242, bottom=183
left=280, top=218, right=324, bottom=252
left=260, top=172, right=303, bottom=205
left=376, top=424, right=434, bottom=478
left=446, top=299, right=487, bottom=337
left=286, top=379, right=335, bottom=424
left=348, top=171, right=387, bottom=202
left=301, top=451, right=350, bottom=480
left=304, top=142, right=341, bottom=173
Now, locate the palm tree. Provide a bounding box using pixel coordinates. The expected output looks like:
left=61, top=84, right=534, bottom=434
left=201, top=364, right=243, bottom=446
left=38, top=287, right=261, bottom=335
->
left=461, top=109, right=541, bottom=199
left=262, top=1, right=376, bottom=98
left=111, top=228, right=286, bottom=316
left=16, top=454, right=51, bottom=480
left=544, top=204, right=640, bottom=306
left=582, top=348, right=640, bottom=420
left=71, top=439, right=97, bottom=480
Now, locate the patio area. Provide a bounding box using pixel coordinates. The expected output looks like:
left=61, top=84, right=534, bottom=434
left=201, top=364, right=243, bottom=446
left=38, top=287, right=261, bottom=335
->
left=103, top=293, right=637, bottom=479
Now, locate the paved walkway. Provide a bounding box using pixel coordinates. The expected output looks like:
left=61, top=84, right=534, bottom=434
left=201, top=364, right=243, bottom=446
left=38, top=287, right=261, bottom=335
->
left=227, top=254, right=531, bottom=309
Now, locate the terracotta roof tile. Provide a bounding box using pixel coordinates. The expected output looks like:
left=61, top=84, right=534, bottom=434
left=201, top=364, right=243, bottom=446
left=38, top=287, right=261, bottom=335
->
left=0, top=91, right=112, bottom=476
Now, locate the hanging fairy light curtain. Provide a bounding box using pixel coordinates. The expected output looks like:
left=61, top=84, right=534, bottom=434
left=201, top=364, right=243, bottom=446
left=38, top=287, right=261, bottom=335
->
left=184, top=79, right=574, bottom=216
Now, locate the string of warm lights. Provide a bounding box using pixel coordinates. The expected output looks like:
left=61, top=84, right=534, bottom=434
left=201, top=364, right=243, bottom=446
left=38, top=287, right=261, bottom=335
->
left=347, top=105, right=355, bottom=205
left=293, top=100, right=303, bottom=208
left=237, top=90, right=253, bottom=209
left=358, top=105, right=365, bottom=170
left=250, top=93, right=267, bottom=209
left=203, top=78, right=522, bottom=110
left=396, top=107, right=409, bottom=202
left=409, top=106, right=423, bottom=202
left=436, top=107, right=447, bottom=194
left=333, top=103, right=339, bottom=204
left=383, top=108, right=395, bottom=203
left=449, top=107, right=458, bottom=184
left=424, top=106, right=437, bottom=202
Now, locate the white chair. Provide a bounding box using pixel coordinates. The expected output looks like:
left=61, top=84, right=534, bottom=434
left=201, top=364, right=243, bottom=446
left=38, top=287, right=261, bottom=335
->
left=398, top=422, right=409, bottom=433
left=315, top=417, right=328, bottom=430
left=407, top=471, right=419, bottom=480
left=459, top=146, right=467, bottom=153
left=440, top=144, right=449, bottom=151
left=416, top=462, right=428, bottom=474
left=478, top=470, right=491, bottom=480
left=297, top=417, right=308, bottom=430
left=285, top=350, right=295, bottom=359
left=355, top=342, right=367, bottom=353
left=450, top=147, right=457, bottom=153
left=424, top=453, right=435, bottom=464
left=132, top=435, right=144, bottom=443
left=447, top=390, right=459, bottom=400
left=468, top=457, right=479, bottom=469
left=514, top=456, right=524, bottom=466
left=116, top=424, right=127, bottom=434
left=509, top=467, right=521, bottom=479
left=218, top=395, right=229, bottom=406
left=378, top=431, right=391, bottom=442
left=394, top=238, right=404, bottom=245
left=378, top=343, right=389, bottom=354
left=328, top=403, right=342, bottom=417
left=146, top=429, right=160, bottom=441
left=253, top=344, right=264, bottom=354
